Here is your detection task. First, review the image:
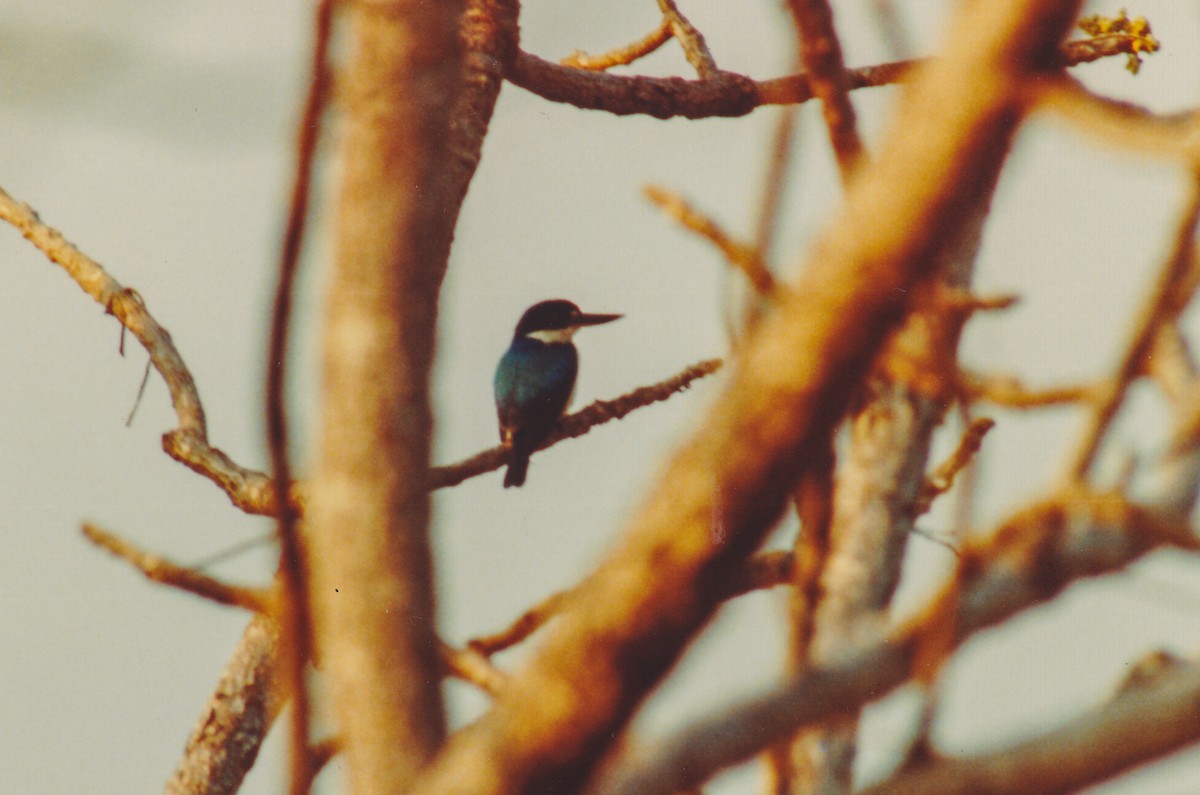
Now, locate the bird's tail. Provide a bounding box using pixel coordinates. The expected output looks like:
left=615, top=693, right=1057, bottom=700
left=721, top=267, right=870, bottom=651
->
left=503, top=447, right=530, bottom=488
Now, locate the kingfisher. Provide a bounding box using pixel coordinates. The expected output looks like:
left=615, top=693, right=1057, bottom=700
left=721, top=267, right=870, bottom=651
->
left=494, top=299, right=622, bottom=488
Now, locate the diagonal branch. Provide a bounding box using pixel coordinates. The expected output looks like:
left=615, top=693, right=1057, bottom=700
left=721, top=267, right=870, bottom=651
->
left=786, top=0, right=863, bottom=180
left=164, top=615, right=282, bottom=795
left=0, top=185, right=289, bottom=517
left=597, top=491, right=1200, bottom=795
left=1062, top=176, right=1200, bottom=481
left=561, top=19, right=672, bottom=71
left=657, top=0, right=717, bottom=79
left=82, top=523, right=271, bottom=612
left=857, top=662, right=1200, bottom=795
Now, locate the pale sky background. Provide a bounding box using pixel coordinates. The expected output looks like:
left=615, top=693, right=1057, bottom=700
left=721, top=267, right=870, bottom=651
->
left=2, top=2, right=1200, bottom=793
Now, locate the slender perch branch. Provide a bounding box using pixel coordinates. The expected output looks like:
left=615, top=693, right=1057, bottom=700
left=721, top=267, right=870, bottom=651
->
left=0, top=180, right=721, bottom=514
left=429, top=358, right=723, bottom=489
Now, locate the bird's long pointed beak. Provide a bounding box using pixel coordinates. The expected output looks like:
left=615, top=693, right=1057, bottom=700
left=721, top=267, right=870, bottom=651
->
left=575, top=312, right=622, bottom=327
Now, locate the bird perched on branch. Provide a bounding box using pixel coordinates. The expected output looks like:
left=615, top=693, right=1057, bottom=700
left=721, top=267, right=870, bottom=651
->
left=494, top=299, right=622, bottom=487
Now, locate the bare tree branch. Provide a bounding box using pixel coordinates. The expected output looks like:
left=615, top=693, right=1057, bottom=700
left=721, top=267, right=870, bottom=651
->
left=643, top=187, right=776, bottom=294
left=1034, top=77, right=1200, bottom=165
left=0, top=186, right=291, bottom=517
left=597, top=491, right=1199, bottom=794
left=561, top=19, right=672, bottom=71
left=267, top=1, right=334, bottom=790
left=429, top=358, right=722, bottom=489
left=507, top=35, right=1151, bottom=120
left=466, top=549, right=793, bottom=660
left=857, top=662, right=1200, bottom=795
left=303, top=0, right=468, bottom=788
left=439, top=642, right=509, bottom=696
left=82, top=523, right=270, bottom=612
left=164, top=615, right=282, bottom=795
left=1063, top=176, right=1200, bottom=481
left=410, top=2, right=1085, bottom=792
left=657, top=0, right=717, bottom=79
left=786, top=0, right=863, bottom=181
left=913, top=417, right=995, bottom=517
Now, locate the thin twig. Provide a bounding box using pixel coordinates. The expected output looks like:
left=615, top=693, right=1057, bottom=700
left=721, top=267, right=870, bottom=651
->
left=511, top=34, right=1153, bottom=121
left=913, top=417, right=995, bottom=516
left=189, top=530, right=278, bottom=572
left=644, top=187, right=776, bottom=294
left=82, top=523, right=271, bottom=612
left=0, top=186, right=289, bottom=517
left=657, top=0, right=717, bottom=79
left=786, top=0, right=863, bottom=181
left=269, top=1, right=334, bottom=792
left=858, top=662, right=1200, bottom=795
left=597, top=490, right=1200, bottom=795
left=561, top=19, right=672, bottom=70
left=439, top=642, right=509, bottom=696
left=959, top=370, right=1095, bottom=408
left=1063, top=177, right=1200, bottom=482
left=469, top=589, right=572, bottom=656
left=125, top=357, right=153, bottom=426
left=1034, top=77, right=1200, bottom=166
left=468, top=549, right=793, bottom=659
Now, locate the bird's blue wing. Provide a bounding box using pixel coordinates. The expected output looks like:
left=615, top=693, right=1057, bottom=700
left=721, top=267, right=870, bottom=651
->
left=494, top=338, right=578, bottom=446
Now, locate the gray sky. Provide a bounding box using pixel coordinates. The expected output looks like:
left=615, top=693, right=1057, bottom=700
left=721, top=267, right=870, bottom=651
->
left=1, top=2, right=1199, bottom=792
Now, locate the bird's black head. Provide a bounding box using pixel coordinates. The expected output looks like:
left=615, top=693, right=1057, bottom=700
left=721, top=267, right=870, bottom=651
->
left=513, top=299, right=622, bottom=338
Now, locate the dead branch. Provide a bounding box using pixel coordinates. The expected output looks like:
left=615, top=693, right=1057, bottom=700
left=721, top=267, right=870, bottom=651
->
left=429, top=358, right=723, bottom=489
left=1034, top=77, right=1200, bottom=165
left=268, top=1, right=334, bottom=790
left=82, top=524, right=271, bottom=612
left=857, top=662, right=1200, bottom=795
left=960, top=370, right=1094, bottom=408
left=163, top=615, right=282, bottom=795
left=914, top=418, right=995, bottom=517
left=1063, top=176, right=1200, bottom=481
left=410, top=3, right=1085, bottom=792
left=439, top=642, right=509, bottom=696
left=467, top=549, right=794, bottom=660
left=468, top=589, right=572, bottom=657
left=597, top=490, right=1199, bottom=795
left=786, top=0, right=863, bottom=181
left=643, top=187, right=776, bottom=294
left=561, top=19, right=672, bottom=71
left=657, top=0, right=717, bottom=79
left=508, top=34, right=1152, bottom=120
